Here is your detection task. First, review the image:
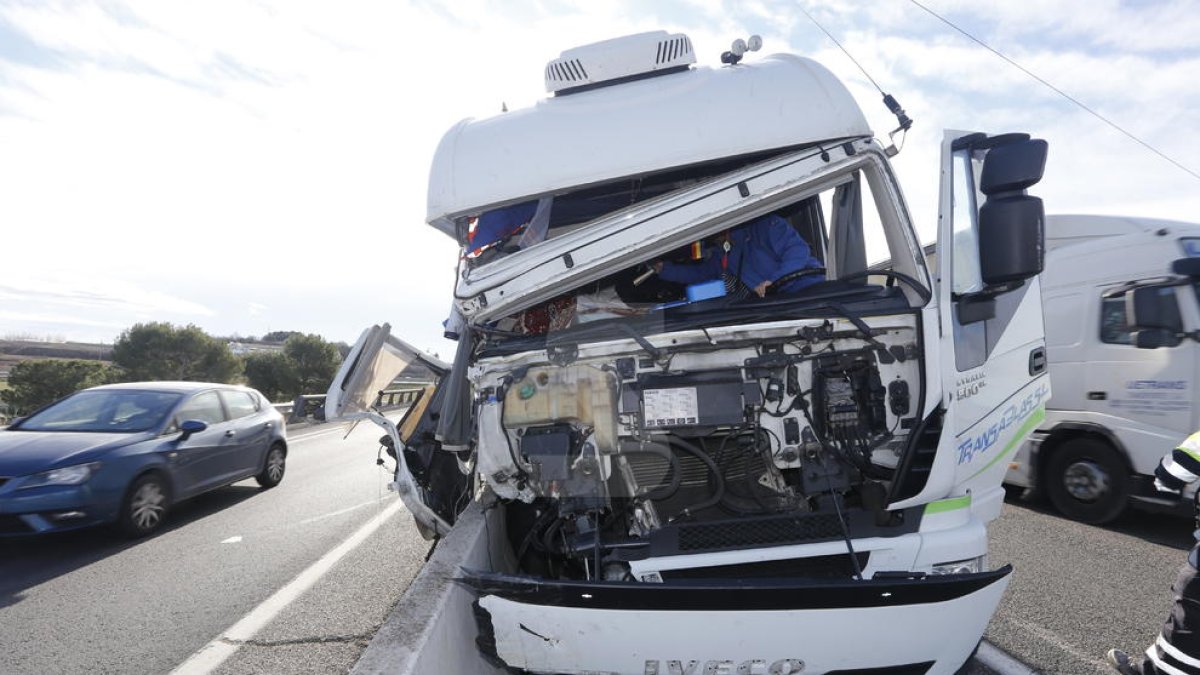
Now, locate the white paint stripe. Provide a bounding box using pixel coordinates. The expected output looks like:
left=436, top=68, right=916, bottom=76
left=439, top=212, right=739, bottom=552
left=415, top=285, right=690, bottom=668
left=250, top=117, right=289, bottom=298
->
left=298, top=500, right=377, bottom=525
left=289, top=428, right=346, bottom=443
left=220, top=536, right=242, bottom=544
left=169, top=500, right=402, bottom=675
left=1157, top=637, right=1200, bottom=669
left=1008, top=618, right=1110, bottom=672
left=1147, top=646, right=1190, bottom=675
left=974, top=641, right=1038, bottom=675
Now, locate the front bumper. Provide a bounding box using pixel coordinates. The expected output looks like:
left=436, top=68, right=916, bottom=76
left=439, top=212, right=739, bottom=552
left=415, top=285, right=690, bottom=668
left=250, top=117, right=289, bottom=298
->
left=462, top=566, right=1011, bottom=675
left=0, top=484, right=111, bottom=536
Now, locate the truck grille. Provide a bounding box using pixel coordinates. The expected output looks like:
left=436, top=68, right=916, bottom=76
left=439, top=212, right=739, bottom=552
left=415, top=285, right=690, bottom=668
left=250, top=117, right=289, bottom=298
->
left=675, top=512, right=846, bottom=552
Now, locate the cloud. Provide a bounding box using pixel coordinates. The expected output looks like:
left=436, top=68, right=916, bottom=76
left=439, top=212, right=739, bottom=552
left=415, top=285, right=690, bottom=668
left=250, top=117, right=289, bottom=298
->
left=1, top=1, right=1197, bottom=352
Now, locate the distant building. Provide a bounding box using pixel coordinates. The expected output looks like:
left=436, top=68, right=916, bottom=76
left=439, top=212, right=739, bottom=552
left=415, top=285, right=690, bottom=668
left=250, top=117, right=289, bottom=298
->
left=227, top=342, right=285, bottom=356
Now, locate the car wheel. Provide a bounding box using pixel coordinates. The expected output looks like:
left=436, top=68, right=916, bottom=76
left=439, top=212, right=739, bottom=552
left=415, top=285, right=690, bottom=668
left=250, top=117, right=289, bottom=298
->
left=256, top=443, right=286, bottom=488
left=1043, top=438, right=1128, bottom=524
left=120, top=474, right=170, bottom=538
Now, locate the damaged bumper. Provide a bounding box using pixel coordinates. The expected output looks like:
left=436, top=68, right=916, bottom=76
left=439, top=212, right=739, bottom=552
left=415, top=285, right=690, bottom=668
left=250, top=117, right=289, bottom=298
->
left=462, top=566, right=1011, bottom=675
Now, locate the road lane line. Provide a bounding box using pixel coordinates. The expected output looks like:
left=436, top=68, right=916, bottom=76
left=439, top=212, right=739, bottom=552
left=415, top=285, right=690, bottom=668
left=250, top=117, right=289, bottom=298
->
left=1009, top=617, right=1108, bottom=671
left=220, top=536, right=242, bottom=544
left=288, top=428, right=347, bottom=443
left=169, top=500, right=403, bottom=675
left=298, top=500, right=378, bottom=525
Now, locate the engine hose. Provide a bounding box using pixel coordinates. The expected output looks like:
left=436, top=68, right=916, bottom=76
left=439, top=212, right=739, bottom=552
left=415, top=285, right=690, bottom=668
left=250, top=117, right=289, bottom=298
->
left=618, top=442, right=682, bottom=502
left=669, top=436, right=726, bottom=520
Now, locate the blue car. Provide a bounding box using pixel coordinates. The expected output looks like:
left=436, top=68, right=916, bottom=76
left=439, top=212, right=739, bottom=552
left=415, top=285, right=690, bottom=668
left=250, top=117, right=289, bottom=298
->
left=0, top=381, right=287, bottom=537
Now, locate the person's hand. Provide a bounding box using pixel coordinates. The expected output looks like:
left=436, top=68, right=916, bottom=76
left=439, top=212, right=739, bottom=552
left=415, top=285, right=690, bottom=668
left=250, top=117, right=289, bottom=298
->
left=1155, top=477, right=1184, bottom=500
left=754, top=280, right=771, bottom=297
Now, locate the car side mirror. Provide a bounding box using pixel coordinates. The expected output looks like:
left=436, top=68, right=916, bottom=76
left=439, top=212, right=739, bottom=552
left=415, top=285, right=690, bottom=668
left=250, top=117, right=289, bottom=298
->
left=1133, top=328, right=1182, bottom=350
left=7, top=416, right=26, bottom=428
left=179, top=419, right=208, bottom=441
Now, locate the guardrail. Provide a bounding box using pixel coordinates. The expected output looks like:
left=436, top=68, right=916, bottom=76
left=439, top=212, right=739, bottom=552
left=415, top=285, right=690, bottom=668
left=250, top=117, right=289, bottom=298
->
left=274, top=387, right=427, bottom=423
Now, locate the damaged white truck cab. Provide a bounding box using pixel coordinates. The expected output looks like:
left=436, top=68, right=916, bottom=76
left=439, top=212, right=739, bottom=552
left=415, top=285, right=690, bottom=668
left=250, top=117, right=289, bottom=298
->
left=332, top=32, right=1050, bottom=675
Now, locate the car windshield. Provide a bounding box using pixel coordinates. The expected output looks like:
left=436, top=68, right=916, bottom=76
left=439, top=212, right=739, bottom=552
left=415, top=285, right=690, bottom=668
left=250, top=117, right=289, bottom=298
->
left=16, top=390, right=183, bottom=433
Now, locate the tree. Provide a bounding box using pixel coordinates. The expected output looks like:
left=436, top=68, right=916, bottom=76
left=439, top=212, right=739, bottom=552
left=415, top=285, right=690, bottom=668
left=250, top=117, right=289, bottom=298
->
left=1, top=359, right=112, bottom=415
left=243, top=352, right=298, bottom=402
left=283, top=334, right=342, bottom=396
left=261, top=330, right=302, bottom=344
left=111, top=322, right=241, bottom=383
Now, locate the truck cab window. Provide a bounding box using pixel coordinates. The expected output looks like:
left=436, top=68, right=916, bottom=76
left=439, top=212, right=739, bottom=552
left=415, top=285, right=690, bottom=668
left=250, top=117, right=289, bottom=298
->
left=1100, top=294, right=1132, bottom=345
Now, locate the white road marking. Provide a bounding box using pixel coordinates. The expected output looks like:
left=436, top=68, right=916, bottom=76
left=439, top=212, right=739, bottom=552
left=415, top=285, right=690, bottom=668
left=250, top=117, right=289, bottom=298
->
left=220, top=536, right=242, bottom=544
left=975, top=640, right=1040, bottom=675
left=1008, top=617, right=1109, bottom=671
left=298, top=500, right=377, bottom=525
left=288, top=428, right=347, bottom=443
left=169, top=500, right=403, bottom=675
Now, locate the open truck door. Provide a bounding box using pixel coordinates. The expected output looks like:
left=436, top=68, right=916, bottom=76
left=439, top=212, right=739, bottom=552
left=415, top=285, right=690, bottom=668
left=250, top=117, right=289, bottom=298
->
left=326, top=323, right=471, bottom=539
left=896, top=132, right=1050, bottom=516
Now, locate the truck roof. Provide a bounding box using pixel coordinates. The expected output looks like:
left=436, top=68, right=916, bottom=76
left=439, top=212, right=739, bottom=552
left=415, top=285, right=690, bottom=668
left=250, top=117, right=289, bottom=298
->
left=1045, top=214, right=1199, bottom=251
left=1042, top=214, right=1200, bottom=289
left=425, top=47, right=871, bottom=235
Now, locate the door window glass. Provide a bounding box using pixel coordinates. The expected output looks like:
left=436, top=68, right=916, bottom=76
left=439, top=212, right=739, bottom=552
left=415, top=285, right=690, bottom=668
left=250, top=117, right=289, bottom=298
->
left=1099, top=294, right=1132, bottom=345
left=221, top=390, right=259, bottom=419
left=950, top=151, right=984, bottom=295
left=177, top=391, right=226, bottom=425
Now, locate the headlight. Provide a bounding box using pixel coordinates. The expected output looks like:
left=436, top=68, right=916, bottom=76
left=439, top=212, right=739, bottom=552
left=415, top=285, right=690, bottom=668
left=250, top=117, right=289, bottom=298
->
left=929, top=555, right=986, bottom=576
left=20, top=462, right=102, bottom=489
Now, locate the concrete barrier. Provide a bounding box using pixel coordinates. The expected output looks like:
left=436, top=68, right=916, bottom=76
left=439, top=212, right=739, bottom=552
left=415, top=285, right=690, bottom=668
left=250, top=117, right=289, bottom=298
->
left=352, top=502, right=503, bottom=675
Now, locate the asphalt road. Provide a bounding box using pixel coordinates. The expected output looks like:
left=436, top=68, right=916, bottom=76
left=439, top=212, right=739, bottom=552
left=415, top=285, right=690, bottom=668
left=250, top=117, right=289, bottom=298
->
left=0, top=419, right=431, bottom=675
left=985, top=488, right=1195, bottom=674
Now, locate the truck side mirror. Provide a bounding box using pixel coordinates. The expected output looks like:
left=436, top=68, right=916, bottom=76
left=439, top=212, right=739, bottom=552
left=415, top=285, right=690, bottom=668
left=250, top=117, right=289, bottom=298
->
left=1127, top=286, right=1183, bottom=334
left=1132, top=329, right=1182, bottom=350
left=976, top=139, right=1048, bottom=286
left=1172, top=258, right=1200, bottom=277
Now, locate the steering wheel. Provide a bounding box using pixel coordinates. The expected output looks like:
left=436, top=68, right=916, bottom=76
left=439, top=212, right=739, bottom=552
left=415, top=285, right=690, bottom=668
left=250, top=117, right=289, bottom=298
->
left=766, top=267, right=827, bottom=295
left=836, top=269, right=932, bottom=304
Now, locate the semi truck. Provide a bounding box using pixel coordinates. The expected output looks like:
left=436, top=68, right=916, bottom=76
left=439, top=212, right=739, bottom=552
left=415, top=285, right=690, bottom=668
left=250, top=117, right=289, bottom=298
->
left=329, top=31, right=1050, bottom=674
left=1005, top=214, right=1200, bottom=524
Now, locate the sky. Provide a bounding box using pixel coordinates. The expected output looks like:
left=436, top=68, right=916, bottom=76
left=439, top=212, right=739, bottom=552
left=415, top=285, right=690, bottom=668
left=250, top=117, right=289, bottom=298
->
left=1, top=0, right=1198, bottom=357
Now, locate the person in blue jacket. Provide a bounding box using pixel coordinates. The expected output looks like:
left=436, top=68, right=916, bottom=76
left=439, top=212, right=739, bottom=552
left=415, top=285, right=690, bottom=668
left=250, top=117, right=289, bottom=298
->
left=654, top=214, right=825, bottom=297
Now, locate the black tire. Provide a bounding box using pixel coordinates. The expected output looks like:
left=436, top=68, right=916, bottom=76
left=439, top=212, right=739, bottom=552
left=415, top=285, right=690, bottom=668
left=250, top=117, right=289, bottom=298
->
left=119, top=473, right=171, bottom=538
left=256, top=443, right=286, bottom=488
left=1043, top=437, right=1128, bottom=524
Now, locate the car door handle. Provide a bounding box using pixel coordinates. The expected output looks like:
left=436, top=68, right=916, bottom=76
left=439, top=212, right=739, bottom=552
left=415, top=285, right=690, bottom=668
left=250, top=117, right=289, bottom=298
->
left=225, top=430, right=237, bottom=437
left=1087, top=391, right=1107, bottom=401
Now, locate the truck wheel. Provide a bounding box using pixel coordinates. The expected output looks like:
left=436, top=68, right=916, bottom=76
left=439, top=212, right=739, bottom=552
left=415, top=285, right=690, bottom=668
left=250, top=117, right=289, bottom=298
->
left=1044, top=438, right=1128, bottom=524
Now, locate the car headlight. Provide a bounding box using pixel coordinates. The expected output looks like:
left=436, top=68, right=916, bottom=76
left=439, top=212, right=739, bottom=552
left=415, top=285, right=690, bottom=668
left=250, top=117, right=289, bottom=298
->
left=929, top=555, right=986, bottom=576
left=20, top=462, right=102, bottom=489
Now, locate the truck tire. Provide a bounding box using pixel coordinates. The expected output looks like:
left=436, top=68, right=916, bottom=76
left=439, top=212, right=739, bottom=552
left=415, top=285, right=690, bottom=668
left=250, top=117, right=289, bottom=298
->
left=1043, top=437, right=1128, bottom=524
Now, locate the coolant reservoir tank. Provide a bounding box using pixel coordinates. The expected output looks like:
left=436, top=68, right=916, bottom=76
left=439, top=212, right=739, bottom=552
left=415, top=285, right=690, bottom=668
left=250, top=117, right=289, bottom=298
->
left=503, top=365, right=618, bottom=452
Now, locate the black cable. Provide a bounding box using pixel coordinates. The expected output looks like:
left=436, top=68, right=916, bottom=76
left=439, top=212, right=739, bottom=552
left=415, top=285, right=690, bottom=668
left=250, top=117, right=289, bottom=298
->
left=619, top=443, right=683, bottom=502
left=668, top=436, right=727, bottom=521
left=908, top=0, right=1200, bottom=184
left=824, top=465, right=864, bottom=581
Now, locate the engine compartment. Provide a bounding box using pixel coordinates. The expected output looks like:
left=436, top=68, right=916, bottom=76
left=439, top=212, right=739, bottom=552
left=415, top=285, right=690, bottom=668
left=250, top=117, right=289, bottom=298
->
left=472, top=316, right=923, bottom=583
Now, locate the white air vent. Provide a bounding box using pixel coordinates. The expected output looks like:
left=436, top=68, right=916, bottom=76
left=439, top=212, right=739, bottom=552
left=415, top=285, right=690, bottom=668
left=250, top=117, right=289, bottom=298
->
left=544, top=31, right=695, bottom=94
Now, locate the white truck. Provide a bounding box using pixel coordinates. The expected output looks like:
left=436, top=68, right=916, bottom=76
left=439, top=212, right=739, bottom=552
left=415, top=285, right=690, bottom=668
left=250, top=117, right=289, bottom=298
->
left=330, top=31, right=1050, bottom=674
left=1005, top=214, right=1200, bottom=524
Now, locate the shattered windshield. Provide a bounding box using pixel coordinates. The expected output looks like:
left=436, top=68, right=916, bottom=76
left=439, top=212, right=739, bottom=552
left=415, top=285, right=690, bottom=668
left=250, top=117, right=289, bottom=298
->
left=471, top=167, right=923, bottom=352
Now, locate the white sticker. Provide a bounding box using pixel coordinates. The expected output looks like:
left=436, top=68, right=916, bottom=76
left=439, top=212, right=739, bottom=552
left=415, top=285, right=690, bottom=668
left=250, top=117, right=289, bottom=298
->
left=643, top=387, right=699, bottom=427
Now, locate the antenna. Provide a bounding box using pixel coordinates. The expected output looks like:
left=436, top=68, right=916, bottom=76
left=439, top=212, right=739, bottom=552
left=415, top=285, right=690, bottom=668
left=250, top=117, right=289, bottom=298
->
left=797, top=4, right=913, bottom=154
